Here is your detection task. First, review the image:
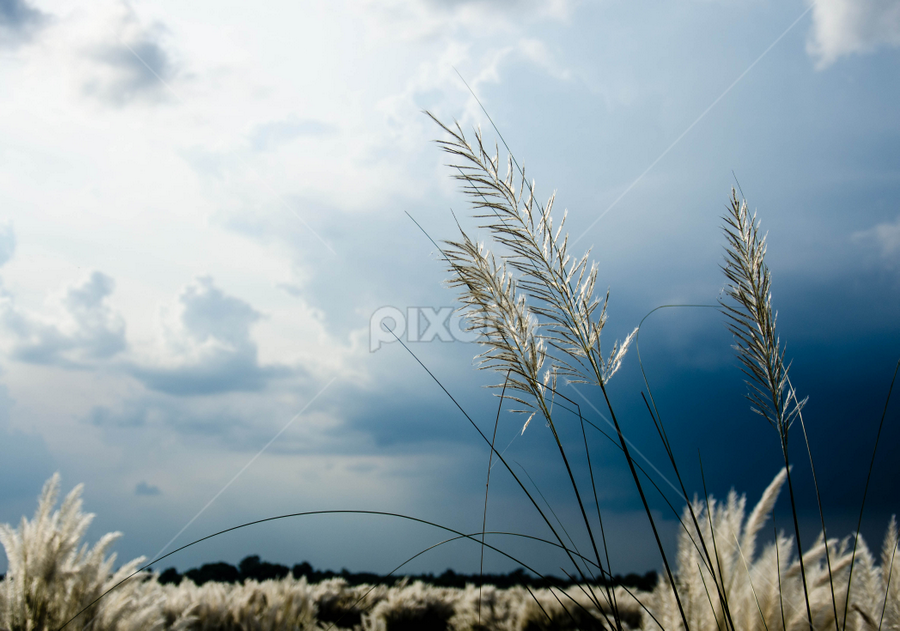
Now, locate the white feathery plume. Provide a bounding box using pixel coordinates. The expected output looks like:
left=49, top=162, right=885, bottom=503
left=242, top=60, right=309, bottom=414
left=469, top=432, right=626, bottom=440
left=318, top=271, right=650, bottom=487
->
left=429, top=113, right=636, bottom=428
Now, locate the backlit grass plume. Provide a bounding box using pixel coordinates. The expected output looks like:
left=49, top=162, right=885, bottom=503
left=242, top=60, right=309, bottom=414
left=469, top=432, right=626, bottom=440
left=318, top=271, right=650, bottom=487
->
left=643, top=472, right=900, bottom=631
left=429, top=111, right=679, bottom=631
left=719, top=189, right=806, bottom=439
left=443, top=231, right=548, bottom=413
left=429, top=113, right=637, bottom=411
left=0, top=473, right=176, bottom=631
left=719, top=189, right=822, bottom=631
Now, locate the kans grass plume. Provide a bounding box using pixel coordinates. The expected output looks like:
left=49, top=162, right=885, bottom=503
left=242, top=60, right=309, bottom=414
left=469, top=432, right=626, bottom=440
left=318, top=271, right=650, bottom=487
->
left=719, top=189, right=819, bottom=630
left=0, top=473, right=191, bottom=631
left=643, top=471, right=900, bottom=631
left=428, top=113, right=898, bottom=631
left=428, top=111, right=647, bottom=630
left=428, top=112, right=637, bottom=424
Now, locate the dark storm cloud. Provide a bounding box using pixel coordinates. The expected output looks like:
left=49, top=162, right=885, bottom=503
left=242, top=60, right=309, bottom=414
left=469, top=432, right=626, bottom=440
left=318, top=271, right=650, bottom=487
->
left=340, top=391, right=474, bottom=451
left=128, top=277, right=297, bottom=396
left=596, top=262, right=900, bottom=534
left=2, top=271, right=127, bottom=368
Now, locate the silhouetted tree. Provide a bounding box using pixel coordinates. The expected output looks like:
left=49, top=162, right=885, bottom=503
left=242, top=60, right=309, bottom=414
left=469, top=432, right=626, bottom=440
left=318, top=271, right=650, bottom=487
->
left=184, top=562, right=240, bottom=585
left=157, top=557, right=659, bottom=592
left=239, top=555, right=289, bottom=582
left=291, top=561, right=313, bottom=580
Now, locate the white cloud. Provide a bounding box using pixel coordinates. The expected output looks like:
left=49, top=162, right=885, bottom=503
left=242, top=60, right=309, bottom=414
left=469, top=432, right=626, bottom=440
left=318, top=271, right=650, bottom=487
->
left=80, top=3, right=181, bottom=106
left=248, top=116, right=336, bottom=153
left=360, top=0, right=573, bottom=41
left=1, top=270, right=127, bottom=368
left=0, top=223, right=15, bottom=268
left=178, top=276, right=261, bottom=349
left=374, top=35, right=575, bottom=166
left=127, top=276, right=297, bottom=396
left=807, top=0, right=900, bottom=68
left=0, top=0, right=46, bottom=47
left=517, top=38, right=573, bottom=82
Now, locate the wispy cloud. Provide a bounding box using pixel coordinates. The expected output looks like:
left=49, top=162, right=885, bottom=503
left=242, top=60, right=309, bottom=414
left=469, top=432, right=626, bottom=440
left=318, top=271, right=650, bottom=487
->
left=853, top=213, right=900, bottom=266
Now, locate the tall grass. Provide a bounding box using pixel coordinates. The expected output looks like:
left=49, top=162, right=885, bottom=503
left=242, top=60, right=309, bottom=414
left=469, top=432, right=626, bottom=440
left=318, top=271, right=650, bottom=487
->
left=425, top=112, right=899, bottom=631
left=0, top=474, right=188, bottom=631
left=0, top=114, right=897, bottom=631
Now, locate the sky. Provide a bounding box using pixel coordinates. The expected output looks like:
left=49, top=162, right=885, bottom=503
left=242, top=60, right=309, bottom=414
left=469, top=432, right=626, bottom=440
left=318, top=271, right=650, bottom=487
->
left=0, top=0, right=899, bottom=581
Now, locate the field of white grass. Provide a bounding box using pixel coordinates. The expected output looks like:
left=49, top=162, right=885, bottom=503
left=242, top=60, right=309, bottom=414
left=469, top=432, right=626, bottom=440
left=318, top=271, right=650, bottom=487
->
left=0, top=468, right=896, bottom=630
left=0, top=475, right=640, bottom=631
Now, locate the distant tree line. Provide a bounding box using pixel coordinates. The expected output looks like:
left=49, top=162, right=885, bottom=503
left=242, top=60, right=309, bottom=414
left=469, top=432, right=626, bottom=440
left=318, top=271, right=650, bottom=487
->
left=154, top=556, right=658, bottom=592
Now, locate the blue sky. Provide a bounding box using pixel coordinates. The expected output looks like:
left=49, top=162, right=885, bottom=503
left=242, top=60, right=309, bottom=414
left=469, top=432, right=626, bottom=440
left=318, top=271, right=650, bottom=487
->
left=0, top=0, right=898, bottom=580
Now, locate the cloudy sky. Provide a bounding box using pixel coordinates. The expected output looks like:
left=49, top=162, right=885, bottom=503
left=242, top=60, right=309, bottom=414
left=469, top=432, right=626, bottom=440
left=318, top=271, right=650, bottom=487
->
left=0, top=0, right=898, bottom=580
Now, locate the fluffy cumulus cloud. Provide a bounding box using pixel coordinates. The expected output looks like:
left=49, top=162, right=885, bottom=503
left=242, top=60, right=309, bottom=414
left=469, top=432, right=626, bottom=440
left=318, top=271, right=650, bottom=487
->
left=1, top=269, right=127, bottom=369
left=0, top=229, right=316, bottom=405
left=807, top=0, right=900, bottom=68
left=0, top=228, right=128, bottom=369
left=128, top=277, right=297, bottom=396
left=81, top=5, right=180, bottom=105
left=0, top=0, right=46, bottom=47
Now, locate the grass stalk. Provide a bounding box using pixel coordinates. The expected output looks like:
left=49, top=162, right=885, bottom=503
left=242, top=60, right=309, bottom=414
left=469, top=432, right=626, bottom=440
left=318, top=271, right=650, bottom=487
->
left=719, top=189, right=814, bottom=631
